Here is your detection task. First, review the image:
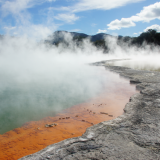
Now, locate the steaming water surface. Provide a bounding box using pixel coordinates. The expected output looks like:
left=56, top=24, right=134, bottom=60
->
left=0, top=37, right=113, bottom=134
left=0, top=64, right=110, bottom=134
left=2, top=35, right=155, bottom=135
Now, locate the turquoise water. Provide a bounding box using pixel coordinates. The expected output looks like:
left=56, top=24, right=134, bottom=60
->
left=0, top=65, right=106, bottom=134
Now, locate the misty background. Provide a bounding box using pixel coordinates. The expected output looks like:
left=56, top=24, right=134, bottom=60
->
left=0, top=35, right=110, bottom=134
left=0, top=30, right=160, bottom=134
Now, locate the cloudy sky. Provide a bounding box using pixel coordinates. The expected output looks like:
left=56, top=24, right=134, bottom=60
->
left=0, top=0, right=160, bottom=38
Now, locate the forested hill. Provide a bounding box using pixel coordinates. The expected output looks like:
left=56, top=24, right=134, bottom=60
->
left=130, top=29, right=160, bottom=46
left=46, top=30, right=112, bottom=44
left=46, top=29, right=160, bottom=52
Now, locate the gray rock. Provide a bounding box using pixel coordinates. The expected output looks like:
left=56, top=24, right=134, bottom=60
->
left=19, top=60, right=160, bottom=160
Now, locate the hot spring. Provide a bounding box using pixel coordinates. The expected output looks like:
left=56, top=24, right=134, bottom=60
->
left=0, top=36, right=112, bottom=134
left=1, top=36, right=160, bottom=135
left=0, top=62, right=109, bottom=134
left=0, top=36, right=140, bottom=160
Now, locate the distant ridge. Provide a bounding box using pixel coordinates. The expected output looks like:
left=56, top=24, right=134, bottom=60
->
left=90, top=33, right=111, bottom=42
left=46, top=30, right=112, bottom=44
left=46, top=29, right=160, bottom=49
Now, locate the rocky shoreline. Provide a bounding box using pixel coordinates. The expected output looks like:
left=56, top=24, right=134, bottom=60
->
left=20, top=60, right=160, bottom=160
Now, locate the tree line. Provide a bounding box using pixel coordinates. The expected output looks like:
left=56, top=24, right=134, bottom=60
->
left=47, top=29, right=160, bottom=53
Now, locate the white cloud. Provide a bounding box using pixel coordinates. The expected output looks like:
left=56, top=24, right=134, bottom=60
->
left=107, top=2, right=160, bottom=30
left=107, top=18, right=136, bottom=30
left=4, top=24, right=54, bottom=39
left=144, top=24, right=160, bottom=32
left=69, top=29, right=81, bottom=32
left=0, top=0, right=58, bottom=39
left=133, top=32, right=142, bottom=35
left=54, top=13, right=79, bottom=24
left=20, top=24, right=53, bottom=39
left=0, top=0, right=55, bottom=25
left=0, top=0, right=146, bottom=38
left=4, top=26, right=16, bottom=30
left=1, top=0, right=55, bottom=17
left=97, top=29, right=107, bottom=34
left=70, top=0, right=144, bottom=12
left=0, top=0, right=57, bottom=17
left=132, top=2, right=160, bottom=22
left=1, top=0, right=44, bottom=16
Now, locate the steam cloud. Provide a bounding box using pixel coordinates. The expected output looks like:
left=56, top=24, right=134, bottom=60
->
left=0, top=34, right=109, bottom=134
left=0, top=32, right=160, bottom=134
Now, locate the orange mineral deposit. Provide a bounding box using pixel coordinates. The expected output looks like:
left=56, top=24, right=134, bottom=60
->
left=0, top=70, right=138, bottom=160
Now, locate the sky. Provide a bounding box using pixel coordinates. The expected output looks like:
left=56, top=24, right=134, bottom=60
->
left=0, top=0, right=160, bottom=39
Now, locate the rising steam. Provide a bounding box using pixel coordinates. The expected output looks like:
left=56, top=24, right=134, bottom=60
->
left=0, top=32, right=160, bottom=134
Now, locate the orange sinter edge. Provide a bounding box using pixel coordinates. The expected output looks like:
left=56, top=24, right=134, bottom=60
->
left=0, top=75, right=138, bottom=160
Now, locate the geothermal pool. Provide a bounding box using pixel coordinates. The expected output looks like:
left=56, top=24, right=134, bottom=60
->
left=0, top=65, right=109, bottom=134
left=0, top=66, right=138, bottom=160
